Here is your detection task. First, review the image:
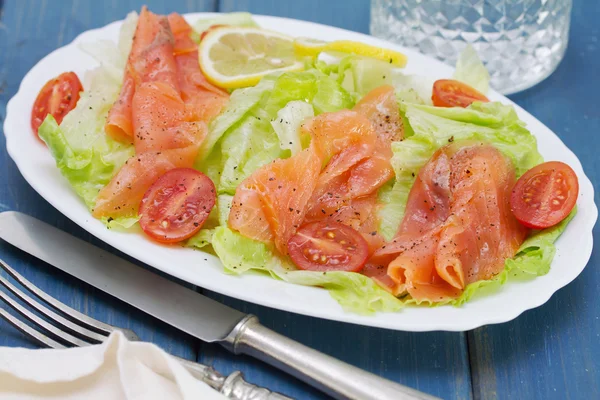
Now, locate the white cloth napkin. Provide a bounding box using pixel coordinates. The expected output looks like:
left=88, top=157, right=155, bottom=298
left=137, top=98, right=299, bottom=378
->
left=0, top=332, right=227, bottom=400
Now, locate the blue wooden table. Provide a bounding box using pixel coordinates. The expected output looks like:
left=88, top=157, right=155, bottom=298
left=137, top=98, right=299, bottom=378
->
left=0, top=1, right=598, bottom=399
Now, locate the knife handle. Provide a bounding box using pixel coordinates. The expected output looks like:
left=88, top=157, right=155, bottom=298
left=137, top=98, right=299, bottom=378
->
left=222, top=315, right=439, bottom=400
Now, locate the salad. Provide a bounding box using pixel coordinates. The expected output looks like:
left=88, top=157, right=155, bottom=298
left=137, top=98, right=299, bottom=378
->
left=32, top=8, right=579, bottom=314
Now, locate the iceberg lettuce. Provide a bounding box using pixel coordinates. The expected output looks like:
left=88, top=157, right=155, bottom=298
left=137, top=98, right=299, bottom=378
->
left=219, top=116, right=282, bottom=194
left=192, top=12, right=258, bottom=42
left=385, top=101, right=543, bottom=232
left=453, top=44, right=490, bottom=94
left=38, top=13, right=138, bottom=212
left=384, top=99, right=574, bottom=305
left=38, top=116, right=133, bottom=210
left=435, top=209, right=576, bottom=306
left=197, top=69, right=353, bottom=196
left=212, top=226, right=403, bottom=314
left=270, top=100, right=314, bottom=156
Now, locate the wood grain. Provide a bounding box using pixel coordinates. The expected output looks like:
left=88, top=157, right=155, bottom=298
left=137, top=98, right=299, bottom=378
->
left=468, top=1, right=600, bottom=399
left=198, top=291, right=473, bottom=400
left=219, top=0, right=371, bottom=33
left=203, top=2, right=473, bottom=398
left=0, top=0, right=216, bottom=359
left=1, top=1, right=599, bottom=399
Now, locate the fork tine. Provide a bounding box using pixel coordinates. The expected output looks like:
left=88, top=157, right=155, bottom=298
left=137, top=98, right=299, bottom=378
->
left=0, top=259, right=139, bottom=342
left=0, top=289, right=91, bottom=347
left=0, top=307, right=66, bottom=349
left=0, top=272, right=107, bottom=344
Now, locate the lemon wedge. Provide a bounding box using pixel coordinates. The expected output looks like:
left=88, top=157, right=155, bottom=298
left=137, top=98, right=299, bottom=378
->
left=293, top=37, right=408, bottom=67
left=199, top=26, right=304, bottom=89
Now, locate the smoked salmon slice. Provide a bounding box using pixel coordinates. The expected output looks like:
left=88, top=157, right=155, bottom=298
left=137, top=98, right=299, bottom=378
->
left=93, top=139, right=204, bottom=218
left=367, top=142, right=527, bottom=301
left=131, top=82, right=208, bottom=153
left=229, top=86, right=404, bottom=257
left=167, top=13, right=229, bottom=122
left=353, top=85, right=404, bottom=144
left=303, top=89, right=399, bottom=251
left=105, top=7, right=179, bottom=143
left=229, top=146, right=322, bottom=253
left=95, top=9, right=225, bottom=219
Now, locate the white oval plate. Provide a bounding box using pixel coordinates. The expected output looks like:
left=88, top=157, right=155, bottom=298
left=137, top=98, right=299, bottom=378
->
left=4, top=13, right=597, bottom=332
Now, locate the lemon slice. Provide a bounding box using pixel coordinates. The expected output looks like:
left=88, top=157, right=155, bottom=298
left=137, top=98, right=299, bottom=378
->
left=199, top=26, right=304, bottom=89
left=294, top=37, right=408, bottom=67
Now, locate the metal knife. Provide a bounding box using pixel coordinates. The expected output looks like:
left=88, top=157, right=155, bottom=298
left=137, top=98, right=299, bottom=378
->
left=0, top=211, right=438, bottom=400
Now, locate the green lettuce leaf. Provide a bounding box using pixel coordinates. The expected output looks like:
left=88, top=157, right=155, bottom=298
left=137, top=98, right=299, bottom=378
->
left=199, top=70, right=352, bottom=195
left=376, top=180, right=406, bottom=241
left=505, top=208, right=577, bottom=276
left=384, top=101, right=543, bottom=238
left=103, top=216, right=140, bottom=230
left=260, top=70, right=353, bottom=117
left=192, top=12, right=258, bottom=42
left=384, top=99, right=571, bottom=306
left=219, top=116, right=282, bottom=194
left=453, top=44, right=490, bottom=94
left=39, top=11, right=137, bottom=229
left=270, top=100, right=314, bottom=156
left=440, top=208, right=577, bottom=306
left=338, top=55, right=396, bottom=96
left=196, top=74, right=279, bottom=165
left=217, top=194, right=233, bottom=226
left=186, top=228, right=215, bottom=249
left=335, top=54, right=433, bottom=107
left=212, top=226, right=403, bottom=314
left=39, top=113, right=133, bottom=211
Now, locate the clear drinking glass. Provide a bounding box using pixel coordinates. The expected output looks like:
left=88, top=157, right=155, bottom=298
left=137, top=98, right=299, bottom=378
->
left=370, top=0, right=573, bottom=95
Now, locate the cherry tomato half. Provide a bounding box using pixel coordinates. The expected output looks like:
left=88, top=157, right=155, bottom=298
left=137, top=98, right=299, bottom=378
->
left=31, top=72, right=83, bottom=136
left=287, top=221, right=369, bottom=272
left=139, top=168, right=216, bottom=243
left=432, top=79, right=489, bottom=108
left=510, top=161, right=579, bottom=229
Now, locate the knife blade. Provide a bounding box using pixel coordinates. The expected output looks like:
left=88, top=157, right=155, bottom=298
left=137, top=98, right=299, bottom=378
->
left=0, top=211, right=439, bottom=400
left=0, top=211, right=245, bottom=342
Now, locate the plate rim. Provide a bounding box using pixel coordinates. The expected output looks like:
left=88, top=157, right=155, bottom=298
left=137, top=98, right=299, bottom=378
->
left=3, top=12, right=598, bottom=332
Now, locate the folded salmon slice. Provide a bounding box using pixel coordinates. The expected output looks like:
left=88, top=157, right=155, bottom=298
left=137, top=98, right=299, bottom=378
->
left=303, top=88, right=400, bottom=251
left=93, top=139, right=204, bottom=218
left=229, top=146, right=322, bottom=253
left=105, top=7, right=179, bottom=143
left=167, top=13, right=229, bottom=122
left=229, top=87, right=401, bottom=257
left=353, top=85, right=404, bottom=145
left=367, top=142, right=527, bottom=301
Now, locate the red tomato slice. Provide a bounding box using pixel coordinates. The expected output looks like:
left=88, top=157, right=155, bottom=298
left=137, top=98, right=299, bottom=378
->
left=432, top=79, right=489, bottom=108
left=31, top=72, right=83, bottom=136
left=510, top=161, right=579, bottom=229
left=139, top=168, right=216, bottom=243
left=287, top=221, right=369, bottom=272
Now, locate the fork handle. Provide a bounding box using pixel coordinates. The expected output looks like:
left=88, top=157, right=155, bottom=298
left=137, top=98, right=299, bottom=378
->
left=222, top=316, right=439, bottom=400
left=221, top=371, right=292, bottom=400
left=177, top=357, right=291, bottom=399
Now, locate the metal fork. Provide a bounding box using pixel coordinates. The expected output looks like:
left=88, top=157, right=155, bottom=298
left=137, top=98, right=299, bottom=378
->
left=0, top=259, right=291, bottom=400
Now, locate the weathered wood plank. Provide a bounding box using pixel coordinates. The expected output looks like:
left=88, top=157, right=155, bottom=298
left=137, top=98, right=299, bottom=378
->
left=0, top=0, right=216, bottom=359
left=219, top=0, right=371, bottom=33
left=468, top=1, right=600, bottom=399
left=196, top=1, right=474, bottom=399
left=199, top=291, right=473, bottom=400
